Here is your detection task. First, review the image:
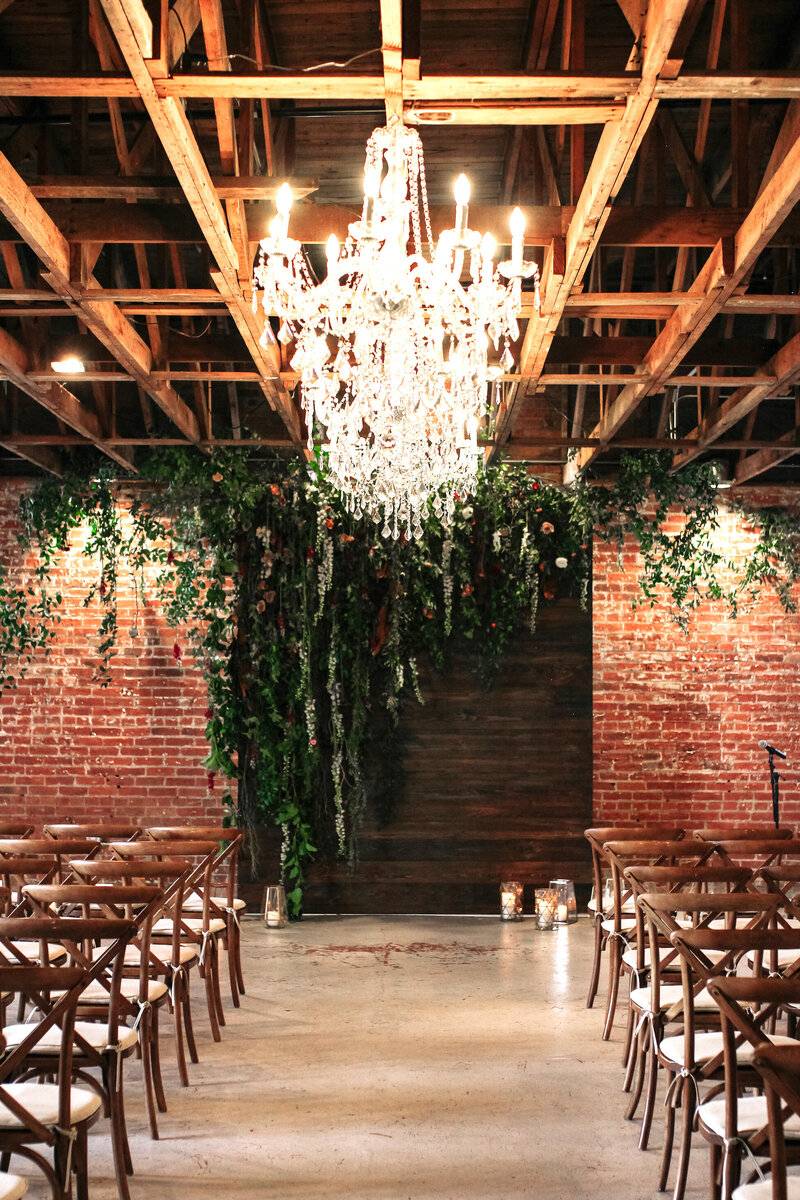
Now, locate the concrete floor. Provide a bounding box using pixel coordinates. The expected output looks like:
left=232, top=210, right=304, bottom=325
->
left=15, top=915, right=711, bottom=1199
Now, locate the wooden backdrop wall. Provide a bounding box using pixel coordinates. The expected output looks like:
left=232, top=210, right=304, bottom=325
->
left=245, top=599, right=593, bottom=913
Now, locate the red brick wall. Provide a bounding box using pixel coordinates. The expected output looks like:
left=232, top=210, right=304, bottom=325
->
left=0, top=481, right=217, bottom=829
left=593, top=492, right=800, bottom=829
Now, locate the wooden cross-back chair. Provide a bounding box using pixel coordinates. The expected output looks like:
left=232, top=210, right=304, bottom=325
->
left=619, top=863, right=753, bottom=1153
left=107, top=839, right=225, bottom=1051
left=145, top=826, right=246, bottom=1005
left=600, top=838, right=716, bottom=1043
left=0, top=917, right=137, bottom=1200
left=584, top=825, right=685, bottom=1010
left=737, top=1042, right=800, bottom=1200
left=14, top=892, right=160, bottom=1200
left=711, top=841, right=800, bottom=877
left=701, top=962, right=800, bottom=1199
left=0, top=825, right=33, bottom=840
left=638, top=892, right=782, bottom=1200
left=67, top=856, right=193, bottom=1126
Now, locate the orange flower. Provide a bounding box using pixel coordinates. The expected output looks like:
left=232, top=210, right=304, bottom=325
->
left=541, top=521, right=555, bottom=535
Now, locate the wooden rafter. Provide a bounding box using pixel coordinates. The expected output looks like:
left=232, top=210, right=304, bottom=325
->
left=96, top=0, right=302, bottom=448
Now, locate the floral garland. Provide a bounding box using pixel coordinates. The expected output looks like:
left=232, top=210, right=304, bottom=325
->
left=5, top=449, right=800, bottom=914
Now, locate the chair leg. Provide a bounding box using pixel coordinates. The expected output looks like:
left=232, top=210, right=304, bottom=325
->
left=587, top=917, right=604, bottom=1008
left=603, top=937, right=622, bottom=1041
left=622, top=998, right=635, bottom=1070
left=182, top=972, right=199, bottom=1064
left=171, top=972, right=191, bottom=1087
left=201, top=949, right=222, bottom=1042
left=638, top=1032, right=660, bottom=1151
left=151, top=1005, right=168, bottom=1114
left=105, top=1058, right=132, bottom=1200
left=227, top=923, right=240, bottom=1007
left=234, top=920, right=245, bottom=996
left=660, top=1071, right=677, bottom=1191
left=672, top=1074, right=696, bottom=1200
left=140, top=1008, right=160, bottom=1140
left=211, top=940, right=226, bottom=1027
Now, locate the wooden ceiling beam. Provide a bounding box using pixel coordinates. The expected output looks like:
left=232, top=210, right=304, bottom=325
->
left=0, top=324, right=134, bottom=470
left=406, top=102, right=622, bottom=125
left=494, top=0, right=697, bottom=457
left=2, top=69, right=798, bottom=102
left=4, top=203, right=800, bottom=248
left=672, top=328, right=800, bottom=469
left=0, top=147, right=201, bottom=443
left=0, top=441, right=63, bottom=475
left=25, top=176, right=318, bottom=201
left=565, top=98, right=800, bottom=479
left=97, top=0, right=302, bottom=447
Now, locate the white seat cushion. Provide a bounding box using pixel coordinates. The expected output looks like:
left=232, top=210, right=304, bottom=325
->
left=0, top=1083, right=102, bottom=1127
left=699, top=1093, right=800, bottom=1140
left=152, top=917, right=226, bottom=936
left=622, top=947, right=654, bottom=971
left=746, top=948, right=800, bottom=970
left=79, top=978, right=168, bottom=1004
left=733, top=1179, right=800, bottom=1200
left=3, top=941, right=67, bottom=963
left=0, top=1174, right=27, bottom=1200
left=602, top=918, right=636, bottom=934
left=183, top=895, right=245, bottom=913
left=3, top=1021, right=138, bottom=1055
left=629, top=985, right=715, bottom=1014
left=661, top=1032, right=800, bottom=1071
left=124, top=944, right=197, bottom=968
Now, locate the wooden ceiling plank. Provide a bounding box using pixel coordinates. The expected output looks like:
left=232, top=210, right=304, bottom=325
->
left=0, top=441, right=62, bottom=475
left=406, top=102, right=623, bottom=124
left=656, top=109, right=712, bottom=206
left=735, top=428, right=800, bottom=483
left=26, top=176, right=317, bottom=201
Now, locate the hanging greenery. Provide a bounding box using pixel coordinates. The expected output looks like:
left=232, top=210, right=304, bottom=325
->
left=3, top=448, right=800, bottom=914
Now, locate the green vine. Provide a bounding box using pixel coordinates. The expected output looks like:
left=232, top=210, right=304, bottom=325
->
left=2, top=448, right=799, bottom=914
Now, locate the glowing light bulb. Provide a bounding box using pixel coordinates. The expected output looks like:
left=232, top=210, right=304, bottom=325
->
left=363, top=168, right=381, bottom=232
left=454, top=174, right=471, bottom=206
left=276, top=183, right=293, bottom=215
left=326, top=234, right=340, bottom=279
left=481, top=233, right=495, bottom=262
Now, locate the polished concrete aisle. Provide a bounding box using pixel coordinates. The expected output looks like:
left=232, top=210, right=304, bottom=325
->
left=21, top=915, right=710, bottom=1199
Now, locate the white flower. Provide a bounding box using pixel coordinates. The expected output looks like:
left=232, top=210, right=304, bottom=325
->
left=555, top=556, right=568, bottom=569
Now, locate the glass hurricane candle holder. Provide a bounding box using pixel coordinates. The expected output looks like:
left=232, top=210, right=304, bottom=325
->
left=535, top=888, right=558, bottom=930
left=550, top=878, right=578, bottom=925
left=263, top=884, right=288, bottom=928
left=500, top=881, right=524, bottom=921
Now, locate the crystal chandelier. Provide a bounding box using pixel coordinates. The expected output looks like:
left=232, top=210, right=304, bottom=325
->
left=254, top=120, right=540, bottom=538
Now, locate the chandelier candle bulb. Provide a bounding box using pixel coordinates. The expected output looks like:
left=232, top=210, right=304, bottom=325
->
left=363, top=168, right=381, bottom=234
left=510, top=206, right=525, bottom=274
left=454, top=173, right=470, bottom=242
left=275, top=183, right=293, bottom=241
left=326, top=234, right=340, bottom=278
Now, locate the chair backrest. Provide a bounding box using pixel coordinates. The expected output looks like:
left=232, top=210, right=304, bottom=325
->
left=146, top=827, right=242, bottom=904
left=750, top=1041, right=800, bottom=1200
left=0, top=822, right=34, bottom=838
left=43, top=823, right=142, bottom=842
left=602, top=840, right=715, bottom=938
left=72, top=857, right=193, bottom=966
left=693, top=825, right=795, bottom=841
left=712, top=839, right=800, bottom=872
left=585, top=826, right=685, bottom=913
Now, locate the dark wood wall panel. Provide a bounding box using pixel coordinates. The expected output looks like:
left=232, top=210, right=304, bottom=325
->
left=244, top=600, right=592, bottom=913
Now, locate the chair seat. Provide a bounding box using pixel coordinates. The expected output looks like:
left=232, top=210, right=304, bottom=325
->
left=3, top=1021, right=139, bottom=1055
left=0, top=1082, right=102, bottom=1127
left=152, top=917, right=226, bottom=937
left=0, top=1174, right=27, bottom=1200
left=183, top=895, right=246, bottom=913
left=79, top=978, right=169, bottom=1004
left=622, top=947, right=654, bottom=972
left=660, top=1032, right=800, bottom=1071
left=4, top=941, right=67, bottom=964
left=699, top=1093, right=800, bottom=1140
left=733, top=1179, right=800, bottom=1200
left=630, top=984, right=715, bottom=1014
left=746, top=947, right=800, bottom=970
left=124, top=944, right=197, bottom=968
left=602, top=918, right=636, bottom=935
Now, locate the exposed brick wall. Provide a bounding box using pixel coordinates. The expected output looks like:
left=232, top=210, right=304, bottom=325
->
left=0, top=481, right=217, bottom=829
left=593, top=491, right=800, bottom=829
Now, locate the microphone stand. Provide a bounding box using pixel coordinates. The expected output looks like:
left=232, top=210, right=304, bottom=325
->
left=767, top=749, right=782, bottom=828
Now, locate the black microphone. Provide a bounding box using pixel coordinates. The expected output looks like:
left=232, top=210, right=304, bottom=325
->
left=759, top=740, right=787, bottom=759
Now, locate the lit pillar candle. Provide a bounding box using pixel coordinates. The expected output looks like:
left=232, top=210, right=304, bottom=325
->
left=276, top=182, right=293, bottom=240
left=510, top=206, right=525, bottom=273
left=454, top=173, right=470, bottom=241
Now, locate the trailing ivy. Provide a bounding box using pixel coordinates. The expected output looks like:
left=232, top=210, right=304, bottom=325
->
left=2, top=448, right=799, bottom=913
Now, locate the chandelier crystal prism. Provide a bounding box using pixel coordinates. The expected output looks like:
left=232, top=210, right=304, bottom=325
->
left=254, top=120, right=540, bottom=539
